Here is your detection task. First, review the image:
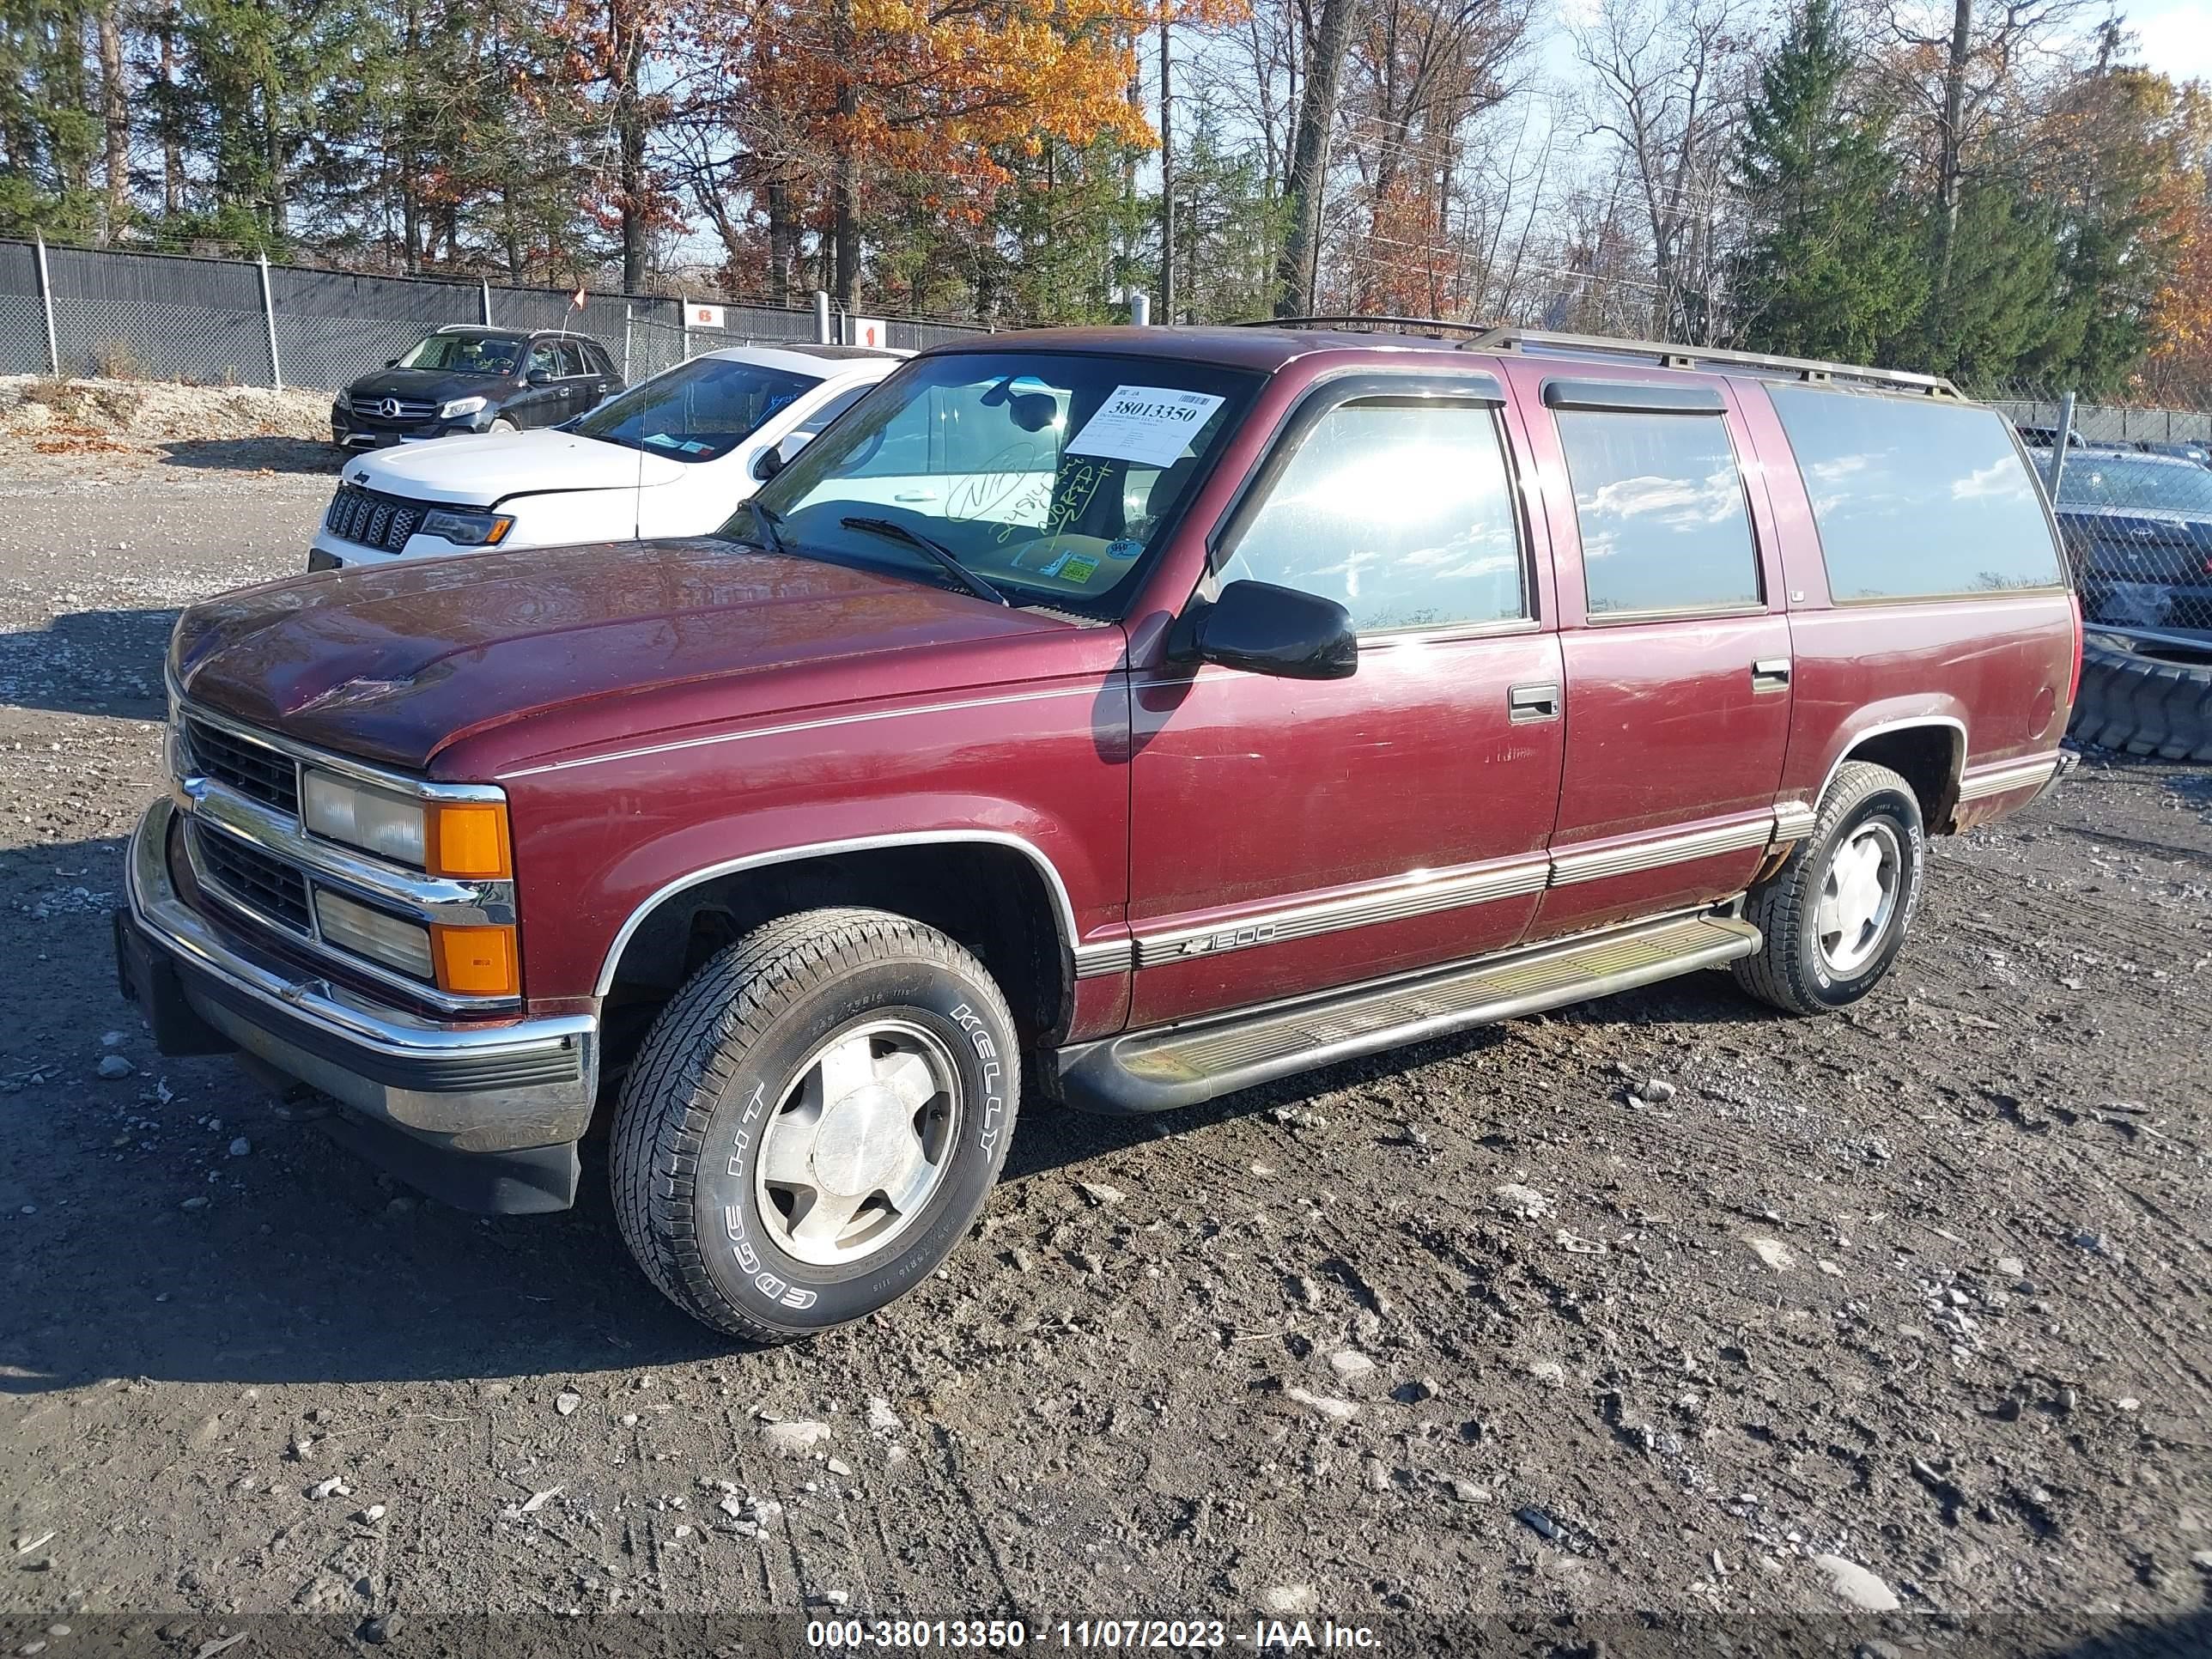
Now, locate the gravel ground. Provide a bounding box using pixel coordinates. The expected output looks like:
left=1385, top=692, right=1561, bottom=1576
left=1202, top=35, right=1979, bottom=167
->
left=1, top=441, right=2209, bottom=1657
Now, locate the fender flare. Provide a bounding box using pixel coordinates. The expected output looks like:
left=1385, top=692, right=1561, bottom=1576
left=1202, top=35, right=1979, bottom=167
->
left=591, top=829, right=1089, bottom=997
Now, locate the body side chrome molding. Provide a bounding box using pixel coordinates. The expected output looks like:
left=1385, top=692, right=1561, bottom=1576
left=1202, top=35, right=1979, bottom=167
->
left=593, top=830, right=1096, bottom=996
left=1071, top=938, right=1137, bottom=977
left=1547, top=814, right=1777, bottom=886
left=1121, top=806, right=1814, bottom=969
left=1132, top=855, right=1550, bottom=969
left=1771, top=800, right=1818, bottom=842
left=1956, top=752, right=2063, bottom=802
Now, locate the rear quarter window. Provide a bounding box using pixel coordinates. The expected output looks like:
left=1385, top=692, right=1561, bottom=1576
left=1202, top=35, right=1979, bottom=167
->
left=1769, top=387, right=2064, bottom=600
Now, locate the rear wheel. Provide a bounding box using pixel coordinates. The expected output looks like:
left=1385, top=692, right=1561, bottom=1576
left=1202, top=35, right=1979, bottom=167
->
left=1734, top=761, right=1926, bottom=1015
left=610, top=907, right=1019, bottom=1340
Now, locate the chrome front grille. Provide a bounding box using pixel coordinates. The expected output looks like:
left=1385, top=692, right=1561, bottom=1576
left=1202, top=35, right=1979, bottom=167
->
left=325, top=484, right=427, bottom=552
left=345, top=394, right=437, bottom=421
left=190, top=819, right=313, bottom=933
left=166, top=698, right=520, bottom=1010
left=185, top=717, right=298, bottom=815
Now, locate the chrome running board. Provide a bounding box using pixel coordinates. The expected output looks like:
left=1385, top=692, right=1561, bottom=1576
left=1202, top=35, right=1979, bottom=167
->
left=1056, top=908, right=1760, bottom=1115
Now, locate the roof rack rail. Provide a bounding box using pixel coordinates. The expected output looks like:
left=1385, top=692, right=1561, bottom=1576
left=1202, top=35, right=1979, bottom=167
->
left=1228, top=314, right=1493, bottom=337
left=1458, top=326, right=1961, bottom=399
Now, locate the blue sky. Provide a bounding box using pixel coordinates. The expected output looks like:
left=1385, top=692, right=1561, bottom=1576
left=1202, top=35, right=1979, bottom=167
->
left=2130, top=2, right=2212, bottom=84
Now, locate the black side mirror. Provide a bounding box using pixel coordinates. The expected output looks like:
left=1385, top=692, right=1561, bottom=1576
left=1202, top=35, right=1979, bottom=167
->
left=1168, top=580, right=1357, bottom=680
left=753, top=431, right=812, bottom=482
left=1009, top=392, right=1058, bottom=433
left=383, top=358, right=398, bottom=368
left=526, top=368, right=553, bottom=386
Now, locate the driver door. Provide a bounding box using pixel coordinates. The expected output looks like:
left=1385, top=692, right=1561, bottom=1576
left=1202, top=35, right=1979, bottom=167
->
left=510, top=339, right=564, bottom=428
left=1127, top=375, right=1565, bottom=1026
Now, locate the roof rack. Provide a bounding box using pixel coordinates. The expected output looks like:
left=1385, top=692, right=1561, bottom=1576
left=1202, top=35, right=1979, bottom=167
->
left=1459, top=326, right=1961, bottom=399
left=1228, top=314, right=1492, bottom=339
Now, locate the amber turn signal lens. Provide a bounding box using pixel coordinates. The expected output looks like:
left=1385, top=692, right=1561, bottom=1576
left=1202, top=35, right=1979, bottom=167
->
left=432, top=923, right=519, bottom=997
left=427, top=800, right=511, bottom=880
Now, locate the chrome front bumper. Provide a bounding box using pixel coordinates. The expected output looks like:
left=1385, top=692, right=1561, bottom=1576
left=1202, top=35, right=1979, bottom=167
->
left=118, top=798, right=596, bottom=1210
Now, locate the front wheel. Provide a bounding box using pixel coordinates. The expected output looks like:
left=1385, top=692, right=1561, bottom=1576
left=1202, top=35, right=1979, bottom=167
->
left=488, top=417, right=519, bottom=434
left=610, top=907, right=1019, bottom=1340
left=1734, top=761, right=1926, bottom=1015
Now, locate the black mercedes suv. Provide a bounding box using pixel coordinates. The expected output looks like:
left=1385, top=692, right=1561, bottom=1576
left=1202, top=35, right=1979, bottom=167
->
left=331, top=325, right=623, bottom=449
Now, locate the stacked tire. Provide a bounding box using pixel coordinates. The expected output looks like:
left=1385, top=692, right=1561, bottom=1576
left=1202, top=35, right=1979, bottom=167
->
left=2069, top=633, right=2212, bottom=763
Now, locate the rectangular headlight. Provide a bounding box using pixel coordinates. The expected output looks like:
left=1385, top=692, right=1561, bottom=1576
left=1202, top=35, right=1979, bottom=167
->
left=301, top=768, right=514, bottom=879
left=313, top=889, right=435, bottom=979
left=420, top=507, right=514, bottom=546
left=302, top=769, right=427, bottom=867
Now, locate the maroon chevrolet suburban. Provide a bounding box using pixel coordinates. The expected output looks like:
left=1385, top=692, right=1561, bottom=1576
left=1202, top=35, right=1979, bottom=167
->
left=114, top=323, right=2081, bottom=1340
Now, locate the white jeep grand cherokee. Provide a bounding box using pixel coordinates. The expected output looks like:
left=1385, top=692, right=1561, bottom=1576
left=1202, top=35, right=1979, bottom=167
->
left=307, top=343, right=903, bottom=569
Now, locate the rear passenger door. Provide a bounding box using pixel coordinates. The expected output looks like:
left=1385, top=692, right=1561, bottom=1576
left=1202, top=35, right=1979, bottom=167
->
left=1518, top=374, right=1794, bottom=939
left=1127, top=374, right=1565, bottom=1026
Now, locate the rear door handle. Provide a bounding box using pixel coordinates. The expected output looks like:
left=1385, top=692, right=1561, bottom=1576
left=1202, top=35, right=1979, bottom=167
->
left=1509, top=682, right=1560, bottom=723
left=1751, top=658, right=1792, bottom=692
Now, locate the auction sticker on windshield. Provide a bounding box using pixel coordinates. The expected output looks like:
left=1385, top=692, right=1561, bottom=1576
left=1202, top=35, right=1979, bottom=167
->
left=1066, top=386, right=1225, bottom=468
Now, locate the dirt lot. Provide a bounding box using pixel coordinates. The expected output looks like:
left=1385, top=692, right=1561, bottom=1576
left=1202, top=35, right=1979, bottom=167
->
left=1, top=435, right=2209, bottom=1658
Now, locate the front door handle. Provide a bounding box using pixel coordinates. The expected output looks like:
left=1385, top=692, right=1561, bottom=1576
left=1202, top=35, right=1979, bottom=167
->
left=1509, top=681, right=1560, bottom=723
left=1751, top=658, right=1792, bottom=692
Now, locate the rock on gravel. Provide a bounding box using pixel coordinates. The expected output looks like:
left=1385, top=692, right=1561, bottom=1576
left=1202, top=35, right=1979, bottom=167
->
left=1746, top=1237, right=1796, bottom=1271
left=555, top=1391, right=581, bottom=1416
left=1492, top=1182, right=1551, bottom=1219
left=762, top=1419, right=832, bottom=1455
left=1811, top=1553, right=1900, bottom=1612
left=95, top=1054, right=132, bottom=1079
left=1284, top=1387, right=1358, bottom=1423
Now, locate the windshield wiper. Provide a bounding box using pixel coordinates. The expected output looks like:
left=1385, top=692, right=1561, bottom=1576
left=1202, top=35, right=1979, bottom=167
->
left=750, top=501, right=791, bottom=556
left=841, top=516, right=1010, bottom=606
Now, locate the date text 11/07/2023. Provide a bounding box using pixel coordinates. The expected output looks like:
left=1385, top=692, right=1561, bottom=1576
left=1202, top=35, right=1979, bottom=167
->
left=802, top=1618, right=1385, bottom=1650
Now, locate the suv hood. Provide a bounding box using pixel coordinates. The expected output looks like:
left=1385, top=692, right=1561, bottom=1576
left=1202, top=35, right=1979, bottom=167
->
left=170, top=539, right=1073, bottom=772
left=343, top=432, right=686, bottom=507
left=343, top=366, right=511, bottom=406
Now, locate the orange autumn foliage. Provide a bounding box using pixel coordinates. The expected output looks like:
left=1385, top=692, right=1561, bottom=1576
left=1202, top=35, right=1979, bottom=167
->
left=691, top=0, right=1242, bottom=219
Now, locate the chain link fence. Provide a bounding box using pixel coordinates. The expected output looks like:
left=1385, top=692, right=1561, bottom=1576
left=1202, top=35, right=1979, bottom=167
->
left=1973, top=378, right=2212, bottom=644
left=0, top=237, right=985, bottom=397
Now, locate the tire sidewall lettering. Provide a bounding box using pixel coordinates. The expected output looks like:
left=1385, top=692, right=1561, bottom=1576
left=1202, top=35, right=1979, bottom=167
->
left=696, top=962, right=1016, bottom=1331
left=1802, top=790, right=1923, bottom=1005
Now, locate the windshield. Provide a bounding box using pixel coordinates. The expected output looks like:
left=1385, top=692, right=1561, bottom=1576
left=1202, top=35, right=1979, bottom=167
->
left=572, top=356, right=817, bottom=463
left=726, top=350, right=1255, bottom=611
left=396, top=334, right=523, bottom=375
left=2059, top=457, right=2212, bottom=514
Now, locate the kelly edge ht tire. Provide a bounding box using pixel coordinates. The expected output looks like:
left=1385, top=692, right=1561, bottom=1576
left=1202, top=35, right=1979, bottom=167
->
left=1734, top=761, right=1926, bottom=1017
left=611, top=907, right=1020, bottom=1341
left=2068, top=633, right=2212, bottom=763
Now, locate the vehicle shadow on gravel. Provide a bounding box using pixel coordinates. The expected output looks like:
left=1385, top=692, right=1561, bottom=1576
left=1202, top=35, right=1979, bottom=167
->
left=1, top=940, right=1780, bottom=1395
left=157, top=437, right=343, bottom=476
left=2055, top=1609, right=2212, bottom=1659
left=0, top=607, right=176, bottom=718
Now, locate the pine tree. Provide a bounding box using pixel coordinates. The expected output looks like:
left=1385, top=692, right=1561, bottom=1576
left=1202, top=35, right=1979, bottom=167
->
left=1911, top=182, right=2063, bottom=386
left=1732, top=0, right=1922, bottom=364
